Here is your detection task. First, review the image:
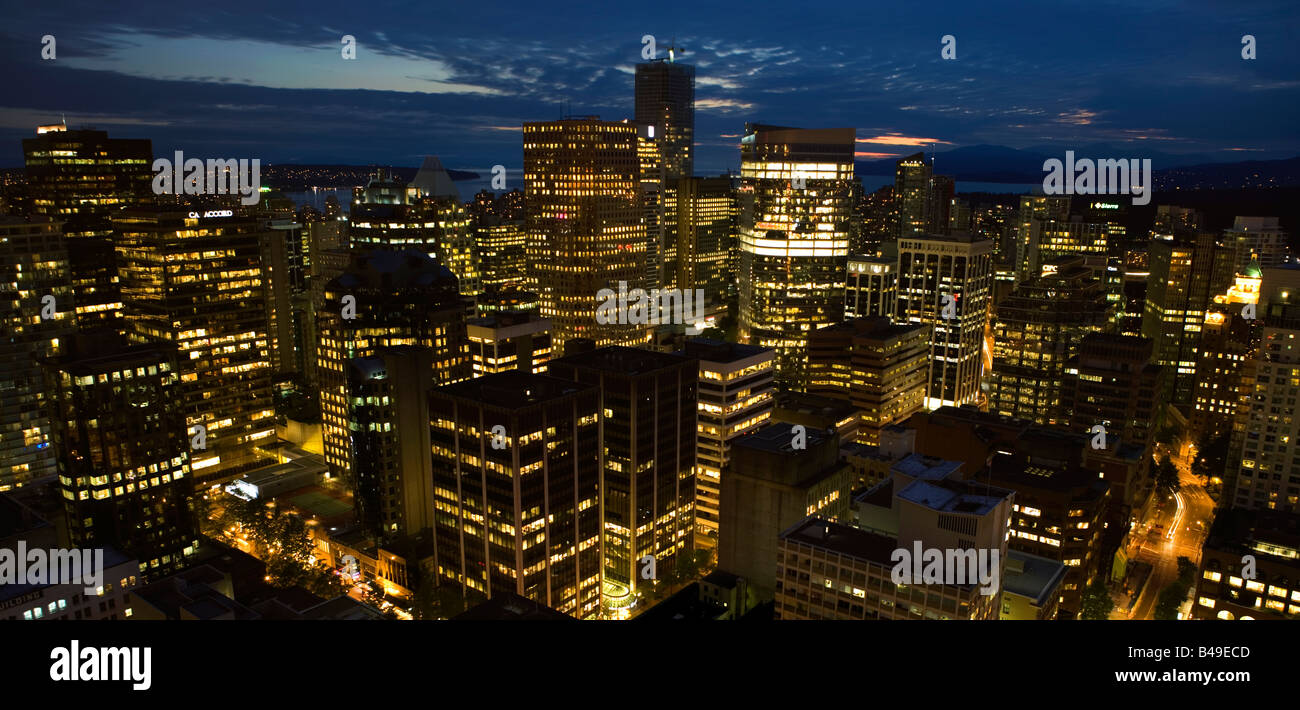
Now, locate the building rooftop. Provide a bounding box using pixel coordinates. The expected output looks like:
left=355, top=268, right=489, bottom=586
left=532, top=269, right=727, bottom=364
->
left=892, top=453, right=962, bottom=481
left=896, top=479, right=1009, bottom=516
left=734, top=422, right=832, bottom=455
left=780, top=517, right=899, bottom=567
left=434, top=371, right=593, bottom=408
left=551, top=345, right=692, bottom=375
left=1003, top=550, right=1067, bottom=605
left=680, top=338, right=772, bottom=364
left=452, top=593, right=572, bottom=620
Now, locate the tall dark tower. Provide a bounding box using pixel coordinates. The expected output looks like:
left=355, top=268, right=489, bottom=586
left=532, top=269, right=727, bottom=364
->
left=23, top=124, right=152, bottom=329
left=635, top=55, right=695, bottom=180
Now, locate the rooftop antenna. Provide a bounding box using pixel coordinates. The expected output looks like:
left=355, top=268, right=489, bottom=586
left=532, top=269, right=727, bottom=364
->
left=666, top=38, right=684, bottom=63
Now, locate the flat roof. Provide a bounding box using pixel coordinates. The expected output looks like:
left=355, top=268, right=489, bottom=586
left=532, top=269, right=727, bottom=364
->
left=551, top=345, right=692, bottom=375
left=435, top=371, right=593, bottom=408
left=1003, top=550, right=1067, bottom=604
left=892, top=453, right=963, bottom=481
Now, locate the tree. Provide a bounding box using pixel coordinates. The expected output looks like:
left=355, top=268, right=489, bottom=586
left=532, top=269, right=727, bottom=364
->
left=1079, top=578, right=1115, bottom=620
left=1155, top=458, right=1180, bottom=495
left=1192, top=431, right=1231, bottom=483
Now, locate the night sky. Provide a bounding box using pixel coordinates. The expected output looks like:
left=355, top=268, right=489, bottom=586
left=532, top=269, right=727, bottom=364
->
left=3, top=0, right=1298, bottom=174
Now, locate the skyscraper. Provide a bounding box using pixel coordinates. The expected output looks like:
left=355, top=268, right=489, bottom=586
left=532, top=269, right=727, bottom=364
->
left=896, top=233, right=994, bottom=409
left=634, top=59, right=694, bottom=180
left=845, top=255, right=898, bottom=319
left=547, top=347, right=697, bottom=614
left=1142, top=232, right=1235, bottom=405
left=737, top=124, right=855, bottom=387
left=0, top=218, right=74, bottom=490
left=317, top=249, right=471, bottom=483
left=22, top=125, right=152, bottom=329
left=429, top=372, right=603, bottom=618
left=523, top=118, right=648, bottom=348
left=988, top=255, right=1114, bottom=425
left=1224, top=216, right=1289, bottom=272
left=44, top=333, right=196, bottom=579
left=349, top=168, right=482, bottom=296
left=807, top=317, right=930, bottom=445
left=682, top=339, right=775, bottom=550
left=894, top=152, right=932, bottom=239
left=115, top=209, right=275, bottom=484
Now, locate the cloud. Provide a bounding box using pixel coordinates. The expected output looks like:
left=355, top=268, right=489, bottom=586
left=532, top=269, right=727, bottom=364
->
left=856, top=134, right=953, bottom=147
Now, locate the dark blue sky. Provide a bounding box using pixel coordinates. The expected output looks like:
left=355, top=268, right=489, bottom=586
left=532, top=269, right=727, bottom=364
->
left=3, top=0, right=1297, bottom=174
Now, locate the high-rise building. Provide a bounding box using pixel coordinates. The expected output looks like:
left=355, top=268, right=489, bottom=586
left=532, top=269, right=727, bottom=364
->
left=317, top=249, right=470, bottom=483
left=1014, top=195, right=1070, bottom=284
left=43, top=333, right=196, bottom=578
left=22, top=125, right=152, bottom=329
left=894, top=153, right=932, bottom=239
left=1142, top=232, right=1235, bottom=405
left=1193, top=509, right=1300, bottom=620
left=737, top=124, right=855, bottom=387
left=474, top=216, right=527, bottom=290
left=115, top=209, right=275, bottom=484
left=1063, top=333, right=1165, bottom=470
left=896, top=233, right=994, bottom=409
left=634, top=59, right=694, bottom=180
left=349, top=168, right=482, bottom=296
left=1224, top=216, right=1288, bottom=272
left=666, top=176, right=732, bottom=300
left=1229, top=265, right=1300, bottom=514
left=682, top=339, right=775, bottom=550
left=987, top=450, right=1111, bottom=618
left=926, top=174, right=954, bottom=235
left=547, top=347, right=697, bottom=613
left=0, top=218, right=74, bottom=490
left=988, top=255, right=1113, bottom=425
left=429, top=372, right=602, bottom=618
left=719, top=424, right=853, bottom=602
left=260, top=218, right=308, bottom=376
left=845, top=255, right=898, bottom=319
left=807, top=317, right=929, bottom=445
left=523, top=118, right=648, bottom=348
left=1190, top=268, right=1262, bottom=442
left=467, top=311, right=552, bottom=376
left=347, top=346, right=435, bottom=540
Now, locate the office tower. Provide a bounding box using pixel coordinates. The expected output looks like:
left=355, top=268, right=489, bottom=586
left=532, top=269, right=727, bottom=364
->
left=1021, top=215, right=1114, bottom=287
left=1190, top=268, right=1262, bottom=442
left=474, top=216, right=527, bottom=290
left=467, top=311, right=553, bottom=376
left=1230, top=266, right=1300, bottom=513
left=787, top=454, right=1014, bottom=620
left=894, top=153, right=932, bottom=239
left=667, top=176, right=732, bottom=299
left=737, top=124, right=855, bottom=387
left=0, top=218, right=74, bottom=490
left=773, top=391, right=862, bottom=444
left=988, top=255, right=1113, bottom=425
left=845, top=255, right=897, bottom=318
left=476, top=287, right=540, bottom=316
left=260, top=218, right=307, bottom=376
left=1014, top=195, right=1070, bottom=284
left=547, top=347, right=697, bottom=612
left=1142, top=232, right=1235, bottom=405
left=347, top=347, right=434, bottom=539
left=683, top=339, right=775, bottom=550
left=22, top=125, right=152, bottom=329
left=859, top=185, right=896, bottom=253
left=523, top=118, right=648, bottom=347
left=1224, top=216, right=1289, bottom=272
left=429, top=372, right=602, bottom=618
left=807, top=317, right=929, bottom=445
left=949, top=197, right=971, bottom=234
left=44, top=333, right=197, bottom=578
left=1153, top=205, right=1202, bottom=235
left=719, top=424, right=852, bottom=601
left=896, top=233, right=994, bottom=409
left=1063, top=332, right=1165, bottom=456
left=987, top=451, right=1111, bottom=618
left=926, top=174, right=954, bottom=235
left=634, top=58, right=694, bottom=180
left=349, top=168, right=482, bottom=296
left=636, top=122, right=666, bottom=291
left=114, top=209, right=274, bottom=484
left=1193, top=509, right=1300, bottom=620
left=1120, top=246, right=1150, bottom=336
left=317, top=249, right=471, bottom=483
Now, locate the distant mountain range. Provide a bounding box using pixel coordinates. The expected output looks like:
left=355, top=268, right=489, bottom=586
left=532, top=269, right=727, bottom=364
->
left=855, top=144, right=1300, bottom=190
